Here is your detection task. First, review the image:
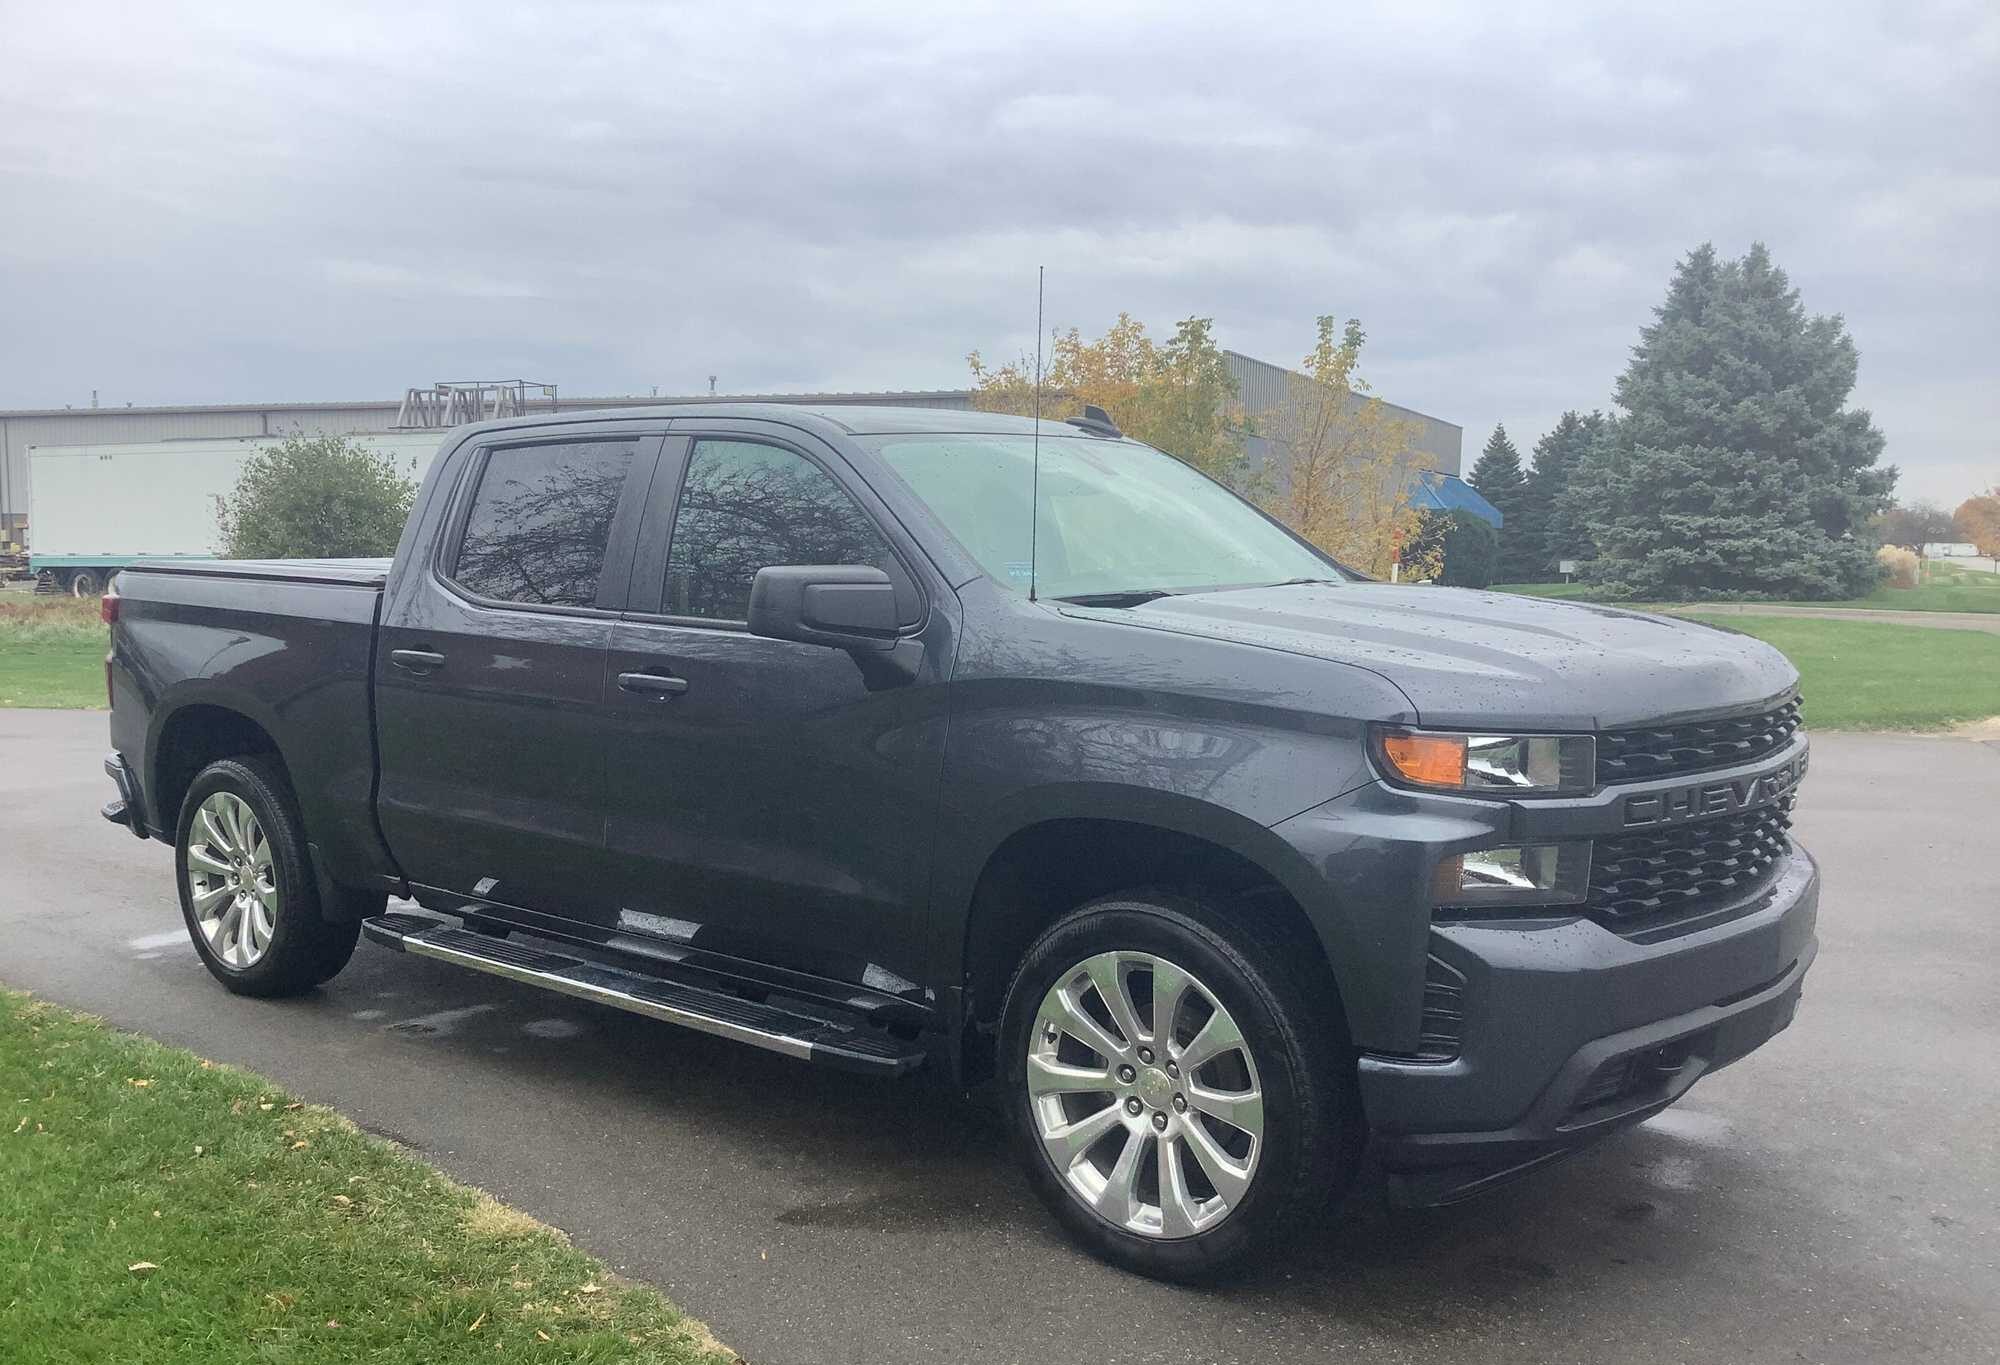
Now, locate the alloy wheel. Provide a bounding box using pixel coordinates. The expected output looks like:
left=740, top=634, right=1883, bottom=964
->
left=185, top=791, right=278, bottom=969
left=1026, top=950, right=1265, bottom=1238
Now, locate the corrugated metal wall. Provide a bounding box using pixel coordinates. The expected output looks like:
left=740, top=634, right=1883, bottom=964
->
left=0, top=392, right=976, bottom=530
left=1222, top=351, right=1463, bottom=476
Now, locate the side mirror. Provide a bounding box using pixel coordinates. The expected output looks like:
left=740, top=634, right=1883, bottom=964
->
left=748, top=565, right=901, bottom=652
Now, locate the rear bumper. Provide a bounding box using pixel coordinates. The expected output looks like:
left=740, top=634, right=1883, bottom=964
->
left=1362, top=844, right=1819, bottom=1206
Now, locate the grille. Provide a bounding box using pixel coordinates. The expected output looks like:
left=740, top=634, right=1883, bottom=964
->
left=1597, top=696, right=1802, bottom=784
left=1588, top=801, right=1793, bottom=934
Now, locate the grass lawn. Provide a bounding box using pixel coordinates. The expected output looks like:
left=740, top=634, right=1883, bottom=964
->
left=1497, top=558, right=2000, bottom=613
left=0, top=595, right=106, bottom=708
left=1680, top=614, right=2000, bottom=730
left=0, top=990, right=732, bottom=1364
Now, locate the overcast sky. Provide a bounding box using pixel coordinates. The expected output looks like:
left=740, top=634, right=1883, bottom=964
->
left=1, top=0, right=1992, bottom=503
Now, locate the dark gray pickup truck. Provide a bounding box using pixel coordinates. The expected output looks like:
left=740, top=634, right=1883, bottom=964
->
left=101, top=403, right=1817, bottom=1279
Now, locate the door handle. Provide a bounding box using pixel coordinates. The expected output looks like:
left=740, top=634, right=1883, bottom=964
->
left=618, top=671, right=689, bottom=698
left=389, top=648, right=446, bottom=674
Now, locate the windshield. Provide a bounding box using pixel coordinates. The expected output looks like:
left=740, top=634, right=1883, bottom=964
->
left=867, top=434, right=1341, bottom=600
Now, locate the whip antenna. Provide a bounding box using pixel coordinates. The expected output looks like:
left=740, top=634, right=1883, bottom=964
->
left=1029, top=265, right=1044, bottom=603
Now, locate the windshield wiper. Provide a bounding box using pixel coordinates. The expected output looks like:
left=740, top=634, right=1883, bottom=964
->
left=1054, top=588, right=1179, bottom=608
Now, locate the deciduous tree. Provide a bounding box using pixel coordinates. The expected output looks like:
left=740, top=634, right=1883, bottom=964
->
left=1258, top=316, right=1428, bottom=579
left=1956, top=488, right=2000, bottom=557
left=214, top=431, right=417, bottom=559
left=968, top=314, right=1244, bottom=482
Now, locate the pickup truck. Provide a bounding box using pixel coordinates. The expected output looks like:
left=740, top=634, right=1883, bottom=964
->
left=101, top=403, right=1818, bottom=1280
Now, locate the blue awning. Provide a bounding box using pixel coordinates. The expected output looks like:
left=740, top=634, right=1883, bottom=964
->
left=1409, top=469, right=1502, bottom=528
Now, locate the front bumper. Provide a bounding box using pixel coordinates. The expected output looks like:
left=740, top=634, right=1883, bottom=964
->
left=1362, top=844, right=1819, bottom=1205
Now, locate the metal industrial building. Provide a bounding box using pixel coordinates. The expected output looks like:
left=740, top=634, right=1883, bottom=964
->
left=0, top=352, right=1463, bottom=544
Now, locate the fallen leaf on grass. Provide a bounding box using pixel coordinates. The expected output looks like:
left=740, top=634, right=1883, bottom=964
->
left=127, top=1262, right=159, bottom=1278
left=283, top=1102, right=303, bottom=1111
left=535, top=1330, right=553, bottom=1343
left=11, top=1117, right=23, bottom=1134
left=468, top=1313, right=487, bottom=1334
left=127, top=1078, right=153, bottom=1088
left=290, top=1140, right=310, bottom=1151
left=325, top=1320, right=341, bottom=1330
left=192, top=1145, right=205, bottom=1157
left=331, top=1194, right=352, bottom=1207
left=267, top=1293, right=296, bottom=1310
left=578, top=1283, right=602, bottom=1296
left=258, top=1102, right=274, bottom=1111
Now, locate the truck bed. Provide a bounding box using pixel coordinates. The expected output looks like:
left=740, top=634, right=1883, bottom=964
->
left=113, top=557, right=393, bottom=588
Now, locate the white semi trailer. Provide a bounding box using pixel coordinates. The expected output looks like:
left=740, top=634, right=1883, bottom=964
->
left=26, top=432, right=444, bottom=594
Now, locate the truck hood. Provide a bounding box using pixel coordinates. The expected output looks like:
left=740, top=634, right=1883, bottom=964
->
left=1061, top=583, right=1798, bottom=732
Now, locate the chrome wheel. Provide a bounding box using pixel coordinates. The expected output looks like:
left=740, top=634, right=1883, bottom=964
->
left=1027, top=950, right=1265, bottom=1239
left=185, top=791, right=277, bottom=969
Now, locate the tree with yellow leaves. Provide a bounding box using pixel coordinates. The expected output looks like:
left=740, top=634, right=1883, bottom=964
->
left=1258, top=316, right=1431, bottom=579
left=967, top=314, right=1245, bottom=483
left=1954, top=486, right=2000, bottom=557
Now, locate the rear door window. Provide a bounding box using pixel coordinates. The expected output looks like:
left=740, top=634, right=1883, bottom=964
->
left=452, top=440, right=640, bottom=608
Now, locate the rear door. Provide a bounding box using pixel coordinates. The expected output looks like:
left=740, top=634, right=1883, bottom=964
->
left=596, top=423, right=951, bottom=993
left=375, top=426, right=662, bottom=918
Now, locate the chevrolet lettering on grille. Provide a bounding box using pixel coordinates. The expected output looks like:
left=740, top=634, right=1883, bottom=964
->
left=1621, top=750, right=1808, bottom=828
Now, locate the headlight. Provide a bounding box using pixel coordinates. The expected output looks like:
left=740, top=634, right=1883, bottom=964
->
left=1372, top=726, right=1595, bottom=796
left=1432, top=841, right=1592, bottom=908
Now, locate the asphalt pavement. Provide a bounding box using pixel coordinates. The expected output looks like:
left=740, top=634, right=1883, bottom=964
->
left=2, top=708, right=1994, bottom=1364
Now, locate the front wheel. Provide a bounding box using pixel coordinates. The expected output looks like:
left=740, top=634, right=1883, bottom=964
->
left=175, top=756, right=360, bottom=996
left=999, top=891, right=1361, bottom=1281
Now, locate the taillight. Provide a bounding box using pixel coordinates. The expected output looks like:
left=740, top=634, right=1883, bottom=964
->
left=100, top=590, right=121, bottom=625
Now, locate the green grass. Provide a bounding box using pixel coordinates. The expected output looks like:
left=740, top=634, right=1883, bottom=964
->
left=1680, top=614, right=2000, bottom=730
left=1496, top=558, right=2000, bottom=613
left=0, top=596, right=107, bottom=708
left=0, top=990, right=732, bottom=1365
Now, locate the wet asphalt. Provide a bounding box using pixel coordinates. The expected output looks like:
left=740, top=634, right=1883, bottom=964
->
left=2, top=708, right=1995, bottom=1364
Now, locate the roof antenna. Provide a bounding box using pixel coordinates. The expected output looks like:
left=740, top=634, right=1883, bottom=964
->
left=1029, top=265, right=1044, bottom=603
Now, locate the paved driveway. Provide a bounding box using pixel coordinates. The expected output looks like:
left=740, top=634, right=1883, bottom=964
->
left=2, top=708, right=1994, bottom=1364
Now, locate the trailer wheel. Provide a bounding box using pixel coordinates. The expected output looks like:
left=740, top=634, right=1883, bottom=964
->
left=68, top=569, right=102, bottom=597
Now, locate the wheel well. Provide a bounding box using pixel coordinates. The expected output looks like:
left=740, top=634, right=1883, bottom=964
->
left=959, top=819, right=1339, bottom=1078
left=152, top=705, right=283, bottom=832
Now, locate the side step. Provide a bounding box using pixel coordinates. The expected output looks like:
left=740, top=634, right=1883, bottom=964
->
left=361, top=914, right=925, bottom=1077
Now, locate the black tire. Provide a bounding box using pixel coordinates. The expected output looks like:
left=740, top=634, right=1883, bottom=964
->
left=999, top=889, right=1362, bottom=1281
left=174, top=756, right=361, bottom=996
left=69, top=569, right=101, bottom=597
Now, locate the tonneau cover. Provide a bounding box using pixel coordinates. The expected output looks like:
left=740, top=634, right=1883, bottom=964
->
left=115, top=557, right=392, bottom=588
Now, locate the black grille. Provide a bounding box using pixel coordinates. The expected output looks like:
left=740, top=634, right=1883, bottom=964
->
left=1588, top=801, right=1793, bottom=934
left=1597, top=697, right=1802, bottom=784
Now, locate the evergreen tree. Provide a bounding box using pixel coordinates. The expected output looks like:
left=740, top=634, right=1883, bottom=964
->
left=1572, top=243, right=1894, bottom=599
left=1467, top=423, right=1535, bottom=581
left=1526, top=410, right=1606, bottom=578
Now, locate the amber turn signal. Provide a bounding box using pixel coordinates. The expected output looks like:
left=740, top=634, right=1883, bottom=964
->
left=1379, top=732, right=1467, bottom=788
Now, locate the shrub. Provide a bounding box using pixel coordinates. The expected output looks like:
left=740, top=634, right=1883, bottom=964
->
left=1876, top=544, right=1920, bottom=589
left=215, top=431, right=417, bottom=560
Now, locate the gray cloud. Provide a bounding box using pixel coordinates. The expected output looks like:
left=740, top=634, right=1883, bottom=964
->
left=1, top=0, right=1992, bottom=501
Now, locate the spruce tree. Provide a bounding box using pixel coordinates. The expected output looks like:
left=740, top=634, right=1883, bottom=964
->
left=1468, top=424, right=1534, bottom=581
left=1572, top=243, right=1893, bottom=599
left=1527, top=410, right=1607, bottom=578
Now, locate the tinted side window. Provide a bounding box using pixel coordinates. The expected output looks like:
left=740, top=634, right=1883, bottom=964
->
left=453, top=440, right=638, bottom=607
left=665, top=439, right=898, bottom=622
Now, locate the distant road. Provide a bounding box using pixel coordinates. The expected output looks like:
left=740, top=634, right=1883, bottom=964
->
left=1668, top=603, right=2000, bottom=634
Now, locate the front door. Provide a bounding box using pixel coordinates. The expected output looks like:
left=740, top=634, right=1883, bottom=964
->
left=375, top=429, right=659, bottom=918
left=599, top=429, right=949, bottom=992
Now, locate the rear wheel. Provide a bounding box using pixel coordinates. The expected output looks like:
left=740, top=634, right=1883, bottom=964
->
left=999, top=890, right=1361, bottom=1281
left=175, top=756, right=359, bottom=996
left=68, top=569, right=101, bottom=597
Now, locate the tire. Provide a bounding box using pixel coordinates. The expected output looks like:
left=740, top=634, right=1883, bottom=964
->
left=999, top=889, right=1362, bottom=1281
left=69, top=569, right=101, bottom=597
left=174, top=756, right=361, bottom=996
